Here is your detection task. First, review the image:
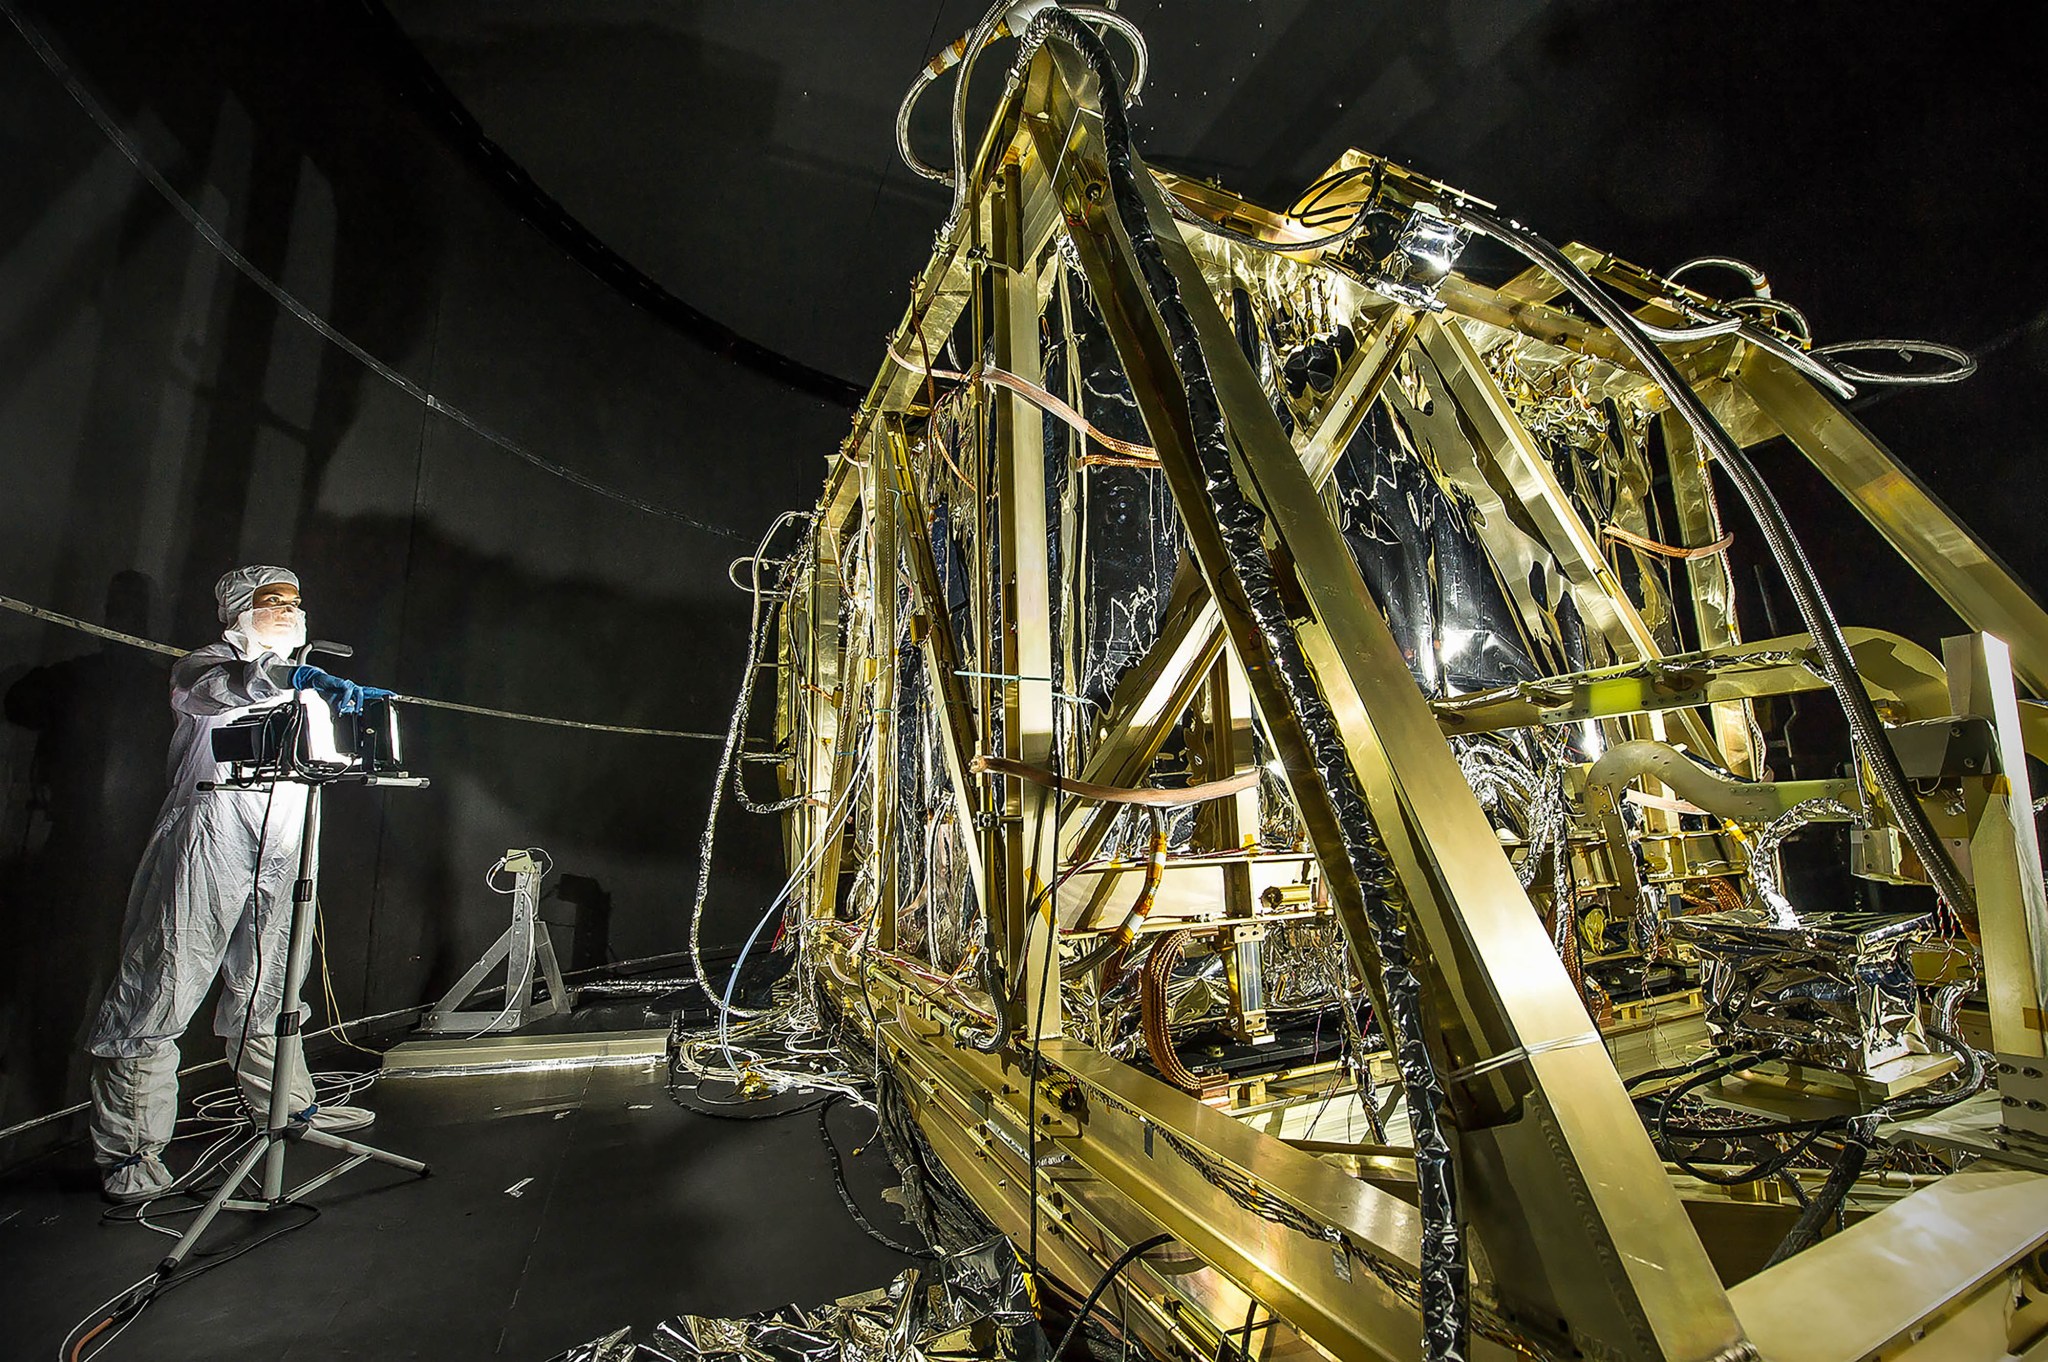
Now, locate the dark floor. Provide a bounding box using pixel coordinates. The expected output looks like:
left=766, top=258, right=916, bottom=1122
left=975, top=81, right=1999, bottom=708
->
left=0, top=1040, right=922, bottom=1360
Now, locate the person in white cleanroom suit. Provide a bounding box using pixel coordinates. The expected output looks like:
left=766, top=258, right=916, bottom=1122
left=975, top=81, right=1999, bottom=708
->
left=85, top=566, right=385, bottom=1202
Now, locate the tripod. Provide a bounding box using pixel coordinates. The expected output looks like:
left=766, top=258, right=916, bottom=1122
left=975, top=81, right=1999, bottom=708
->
left=156, top=774, right=429, bottom=1279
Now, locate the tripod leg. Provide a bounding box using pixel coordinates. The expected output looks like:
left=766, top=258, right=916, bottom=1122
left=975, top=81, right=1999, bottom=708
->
left=534, top=924, right=570, bottom=1020
left=263, top=785, right=325, bottom=1200
left=298, top=1125, right=431, bottom=1173
left=283, top=1129, right=430, bottom=1201
left=422, top=929, right=514, bottom=1027
left=152, top=780, right=428, bottom=1271
left=155, top=1132, right=273, bottom=1276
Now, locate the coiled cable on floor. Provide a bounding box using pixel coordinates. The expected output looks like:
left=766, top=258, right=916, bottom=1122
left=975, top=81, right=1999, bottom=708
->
left=57, top=1202, right=321, bottom=1361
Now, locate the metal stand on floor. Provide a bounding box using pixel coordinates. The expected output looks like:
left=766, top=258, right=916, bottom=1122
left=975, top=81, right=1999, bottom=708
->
left=418, top=849, right=572, bottom=1035
left=158, top=693, right=432, bottom=1280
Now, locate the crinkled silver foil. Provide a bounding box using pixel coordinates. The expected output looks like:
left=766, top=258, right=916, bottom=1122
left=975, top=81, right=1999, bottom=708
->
left=1666, top=908, right=1932, bottom=1071
left=546, top=1239, right=1040, bottom=1362
left=1330, top=404, right=1539, bottom=697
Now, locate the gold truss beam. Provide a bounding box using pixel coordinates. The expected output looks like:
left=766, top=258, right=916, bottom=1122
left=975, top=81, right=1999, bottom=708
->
left=791, top=27, right=2048, bottom=1362
left=1738, top=351, right=2048, bottom=698
left=1056, top=306, right=1419, bottom=888
left=1025, top=41, right=1741, bottom=1362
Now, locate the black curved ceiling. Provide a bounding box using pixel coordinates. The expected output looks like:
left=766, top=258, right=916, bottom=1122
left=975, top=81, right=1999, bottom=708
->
left=385, top=2, right=2047, bottom=603
left=390, top=1, right=2045, bottom=385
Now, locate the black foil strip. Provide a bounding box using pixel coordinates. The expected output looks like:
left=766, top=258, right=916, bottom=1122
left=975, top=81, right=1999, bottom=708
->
left=1070, top=282, right=1183, bottom=709
left=1329, top=406, right=1538, bottom=696
left=893, top=565, right=935, bottom=954
left=1232, top=287, right=1297, bottom=438
left=1030, top=13, right=1468, bottom=1359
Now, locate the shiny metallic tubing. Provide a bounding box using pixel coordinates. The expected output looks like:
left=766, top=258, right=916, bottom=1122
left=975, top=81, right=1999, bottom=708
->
left=1457, top=204, right=1979, bottom=924
left=894, top=2, right=1149, bottom=226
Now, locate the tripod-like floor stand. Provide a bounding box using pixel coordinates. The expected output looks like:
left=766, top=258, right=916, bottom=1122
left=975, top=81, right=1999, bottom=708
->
left=156, top=780, right=429, bottom=1279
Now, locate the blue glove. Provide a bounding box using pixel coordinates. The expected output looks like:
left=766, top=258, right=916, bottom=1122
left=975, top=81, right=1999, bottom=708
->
left=291, top=665, right=389, bottom=715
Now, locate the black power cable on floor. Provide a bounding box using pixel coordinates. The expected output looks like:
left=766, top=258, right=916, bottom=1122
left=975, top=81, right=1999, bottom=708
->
left=57, top=1202, right=322, bottom=1362
left=818, top=1094, right=939, bottom=1260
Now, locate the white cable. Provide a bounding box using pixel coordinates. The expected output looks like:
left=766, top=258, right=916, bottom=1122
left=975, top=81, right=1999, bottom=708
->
left=484, top=847, right=552, bottom=895
left=688, top=511, right=817, bottom=1016
left=905, top=2, right=1150, bottom=239
left=1814, top=338, right=1977, bottom=386
left=1668, top=255, right=1772, bottom=298
left=55, top=1271, right=157, bottom=1362
left=1739, top=319, right=1860, bottom=398
left=1726, top=295, right=1813, bottom=346
left=1632, top=314, right=1744, bottom=342
left=714, top=727, right=873, bottom=1068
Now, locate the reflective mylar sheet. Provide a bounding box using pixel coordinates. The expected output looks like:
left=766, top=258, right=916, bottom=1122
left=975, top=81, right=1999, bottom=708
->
left=1667, top=908, right=1933, bottom=1070
left=547, top=1239, right=1041, bottom=1362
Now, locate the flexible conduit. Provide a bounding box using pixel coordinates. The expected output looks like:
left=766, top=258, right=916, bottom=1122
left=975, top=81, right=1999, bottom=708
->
left=1019, top=12, right=1469, bottom=1359
left=1458, top=207, right=1977, bottom=923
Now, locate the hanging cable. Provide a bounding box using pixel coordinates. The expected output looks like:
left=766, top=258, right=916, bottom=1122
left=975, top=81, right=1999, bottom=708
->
left=696, top=512, right=823, bottom=1019
left=1138, top=930, right=1204, bottom=1093
left=689, top=513, right=820, bottom=1022
left=0, top=592, right=723, bottom=741
left=1456, top=205, right=1978, bottom=924
left=897, top=1, right=1150, bottom=239
left=726, top=516, right=820, bottom=815
left=818, top=1094, right=941, bottom=1259
left=1813, top=338, right=1977, bottom=386
left=1668, top=256, right=1773, bottom=298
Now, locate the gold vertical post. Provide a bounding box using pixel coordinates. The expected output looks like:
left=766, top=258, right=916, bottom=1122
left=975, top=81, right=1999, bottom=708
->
left=868, top=444, right=900, bottom=952
left=991, top=164, right=1061, bottom=1042
left=1944, top=633, right=2048, bottom=1057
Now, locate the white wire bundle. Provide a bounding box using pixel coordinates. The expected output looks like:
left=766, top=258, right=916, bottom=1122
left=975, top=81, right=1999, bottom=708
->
left=183, top=1068, right=379, bottom=1130
left=673, top=636, right=880, bottom=1108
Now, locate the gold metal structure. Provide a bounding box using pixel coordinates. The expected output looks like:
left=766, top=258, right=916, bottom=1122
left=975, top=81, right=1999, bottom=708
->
left=769, top=18, right=2048, bottom=1362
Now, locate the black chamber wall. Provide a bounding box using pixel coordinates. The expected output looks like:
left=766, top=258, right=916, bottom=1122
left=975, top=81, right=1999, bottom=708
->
left=0, top=1, right=837, bottom=1130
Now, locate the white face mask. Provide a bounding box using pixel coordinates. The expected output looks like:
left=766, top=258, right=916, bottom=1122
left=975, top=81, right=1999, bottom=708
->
left=233, top=605, right=308, bottom=656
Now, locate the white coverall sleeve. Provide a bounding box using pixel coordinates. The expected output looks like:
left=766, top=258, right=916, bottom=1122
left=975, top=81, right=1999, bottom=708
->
left=171, top=649, right=292, bottom=716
